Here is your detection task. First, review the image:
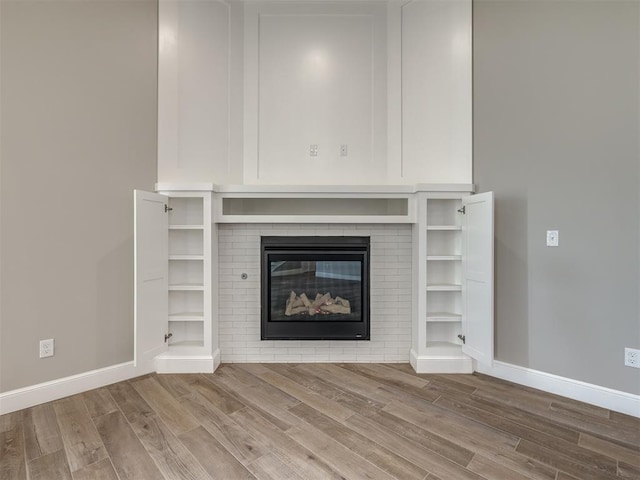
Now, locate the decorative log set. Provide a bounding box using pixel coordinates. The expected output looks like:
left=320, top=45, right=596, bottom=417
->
left=284, top=291, right=351, bottom=316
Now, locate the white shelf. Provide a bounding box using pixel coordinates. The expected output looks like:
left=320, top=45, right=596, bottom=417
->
left=169, top=225, right=204, bottom=230
left=169, top=255, right=204, bottom=261
left=169, top=284, right=205, bottom=291
left=168, top=340, right=204, bottom=348
left=427, top=255, right=461, bottom=261
left=425, top=341, right=465, bottom=357
left=427, top=225, right=461, bottom=231
left=427, top=312, right=462, bottom=322
left=169, top=312, right=204, bottom=322
left=427, top=284, right=462, bottom=291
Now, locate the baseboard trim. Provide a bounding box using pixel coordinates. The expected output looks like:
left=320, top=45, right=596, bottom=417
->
left=155, top=355, right=216, bottom=374
left=477, top=360, right=640, bottom=418
left=410, top=348, right=473, bottom=374
left=0, top=361, right=137, bottom=415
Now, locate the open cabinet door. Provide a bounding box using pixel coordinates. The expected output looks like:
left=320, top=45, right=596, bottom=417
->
left=461, top=191, right=494, bottom=367
left=134, top=190, right=169, bottom=374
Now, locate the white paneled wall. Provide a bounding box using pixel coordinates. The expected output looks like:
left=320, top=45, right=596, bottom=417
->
left=218, top=224, right=412, bottom=363
left=157, top=0, right=472, bottom=186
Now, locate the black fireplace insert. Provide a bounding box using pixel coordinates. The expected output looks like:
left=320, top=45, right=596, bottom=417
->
left=261, top=236, right=370, bottom=340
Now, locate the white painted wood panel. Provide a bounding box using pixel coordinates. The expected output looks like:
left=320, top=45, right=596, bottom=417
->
left=401, top=0, right=472, bottom=183
left=158, top=0, right=231, bottom=183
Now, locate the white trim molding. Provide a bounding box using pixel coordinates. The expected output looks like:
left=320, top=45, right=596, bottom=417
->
left=477, top=360, right=640, bottom=418
left=0, top=361, right=137, bottom=416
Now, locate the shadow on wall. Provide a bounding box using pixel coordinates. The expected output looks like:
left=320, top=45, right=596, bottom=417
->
left=494, top=194, right=530, bottom=367
left=96, top=238, right=135, bottom=367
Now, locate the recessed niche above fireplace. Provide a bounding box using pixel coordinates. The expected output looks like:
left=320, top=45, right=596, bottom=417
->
left=261, top=236, right=370, bottom=340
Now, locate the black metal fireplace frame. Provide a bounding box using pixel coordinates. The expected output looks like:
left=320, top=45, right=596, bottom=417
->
left=261, top=236, right=370, bottom=340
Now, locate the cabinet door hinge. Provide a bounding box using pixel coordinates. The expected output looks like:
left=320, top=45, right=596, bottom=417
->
left=457, top=334, right=466, bottom=344
left=164, top=204, right=173, bottom=213
left=457, top=206, right=466, bottom=214
left=164, top=333, right=173, bottom=343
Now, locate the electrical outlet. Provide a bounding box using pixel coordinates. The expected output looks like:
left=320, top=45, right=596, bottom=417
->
left=340, top=144, right=348, bottom=157
left=40, top=339, right=54, bottom=358
left=546, top=230, right=559, bottom=247
left=310, top=144, right=318, bottom=157
left=625, top=348, right=640, bottom=368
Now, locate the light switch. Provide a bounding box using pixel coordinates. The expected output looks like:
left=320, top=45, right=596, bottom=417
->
left=546, top=230, right=559, bottom=247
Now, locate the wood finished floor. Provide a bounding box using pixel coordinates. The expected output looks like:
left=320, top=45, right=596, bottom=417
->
left=1, top=363, right=638, bottom=480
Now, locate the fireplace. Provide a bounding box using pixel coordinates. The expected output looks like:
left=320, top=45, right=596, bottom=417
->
left=261, top=236, right=370, bottom=340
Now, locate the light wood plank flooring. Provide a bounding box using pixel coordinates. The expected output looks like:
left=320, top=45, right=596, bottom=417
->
left=1, top=363, right=638, bottom=480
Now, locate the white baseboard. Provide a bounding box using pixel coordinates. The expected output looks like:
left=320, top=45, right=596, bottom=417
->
left=0, top=361, right=137, bottom=416
left=155, top=351, right=222, bottom=374
left=410, top=348, right=473, bottom=374
left=477, top=360, right=640, bottom=418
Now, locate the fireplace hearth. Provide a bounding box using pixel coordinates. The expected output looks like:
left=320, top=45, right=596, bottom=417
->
left=261, top=236, right=370, bottom=340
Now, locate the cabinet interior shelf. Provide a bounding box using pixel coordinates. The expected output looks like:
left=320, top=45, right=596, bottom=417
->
left=426, top=255, right=461, bottom=261
left=169, top=284, right=205, bottom=291
left=169, top=255, right=204, bottom=261
left=425, top=341, right=465, bottom=356
left=426, top=312, right=462, bottom=322
left=426, top=284, right=462, bottom=291
left=427, top=225, right=461, bottom=231
left=169, top=225, right=204, bottom=230
left=169, top=312, right=204, bottom=322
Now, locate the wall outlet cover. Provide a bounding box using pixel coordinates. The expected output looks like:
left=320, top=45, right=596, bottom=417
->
left=546, top=230, right=559, bottom=247
left=40, top=339, right=54, bottom=358
left=625, top=347, right=639, bottom=368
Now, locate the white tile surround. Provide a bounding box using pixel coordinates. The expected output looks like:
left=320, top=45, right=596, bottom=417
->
left=218, top=223, right=412, bottom=363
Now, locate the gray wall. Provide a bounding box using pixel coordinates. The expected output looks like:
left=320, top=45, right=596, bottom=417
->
left=0, top=0, right=158, bottom=392
left=474, top=0, right=640, bottom=394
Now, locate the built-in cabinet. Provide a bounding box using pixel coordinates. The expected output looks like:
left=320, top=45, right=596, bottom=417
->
left=134, top=188, right=218, bottom=374
left=412, top=191, right=494, bottom=373
left=135, top=185, right=491, bottom=375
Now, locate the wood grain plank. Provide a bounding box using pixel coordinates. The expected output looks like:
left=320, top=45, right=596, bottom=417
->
left=515, top=439, right=620, bottom=480
left=179, top=391, right=268, bottom=464
left=230, top=407, right=347, bottom=480
left=70, top=458, right=118, bottom=480
left=0, top=415, right=27, bottom=480
left=288, top=402, right=428, bottom=480
left=433, top=394, right=617, bottom=474
left=81, top=388, right=118, bottom=419
left=431, top=385, right=580, bottom=443
left=178, top=426, right=256, bottom=480
left=94, top=411, right=163, bottom=480
left=107, top=380, right=154, bottom=425
left=53, top=396, right=107, bottom=472
left=22, top=403, right=64, bottom=461
left=184, top=375, right=246, bottom=414
left=339, top=363, right=441, bottom=403
left=381, top=400, right=558, bottom=479
left=383, top=399, right=520, bottom=452
left=241, top=364, right=355, bottom=422
left=345, top=409, right=475, bottom=468
left=246, top=453, right=304, bottom=480
left=578, top=433, right=640, bottom=468
left=265, top=364, right=346, bottom=400
left=286, top=422, right=398, bottom=480
left=131, top=376, right=199, bottom=435
left=295, top=363, right=398, bottom=406
left=26, top=449, right=71, bottom=480
left=131, top=414, right=212, bottom=480
left=211, top=368, right=301, bottom=430
left=155, top=374, right=201, bottom=399
left=618, top=461, right=640, bottom=479
left=467, top=453, right=549, bottom=480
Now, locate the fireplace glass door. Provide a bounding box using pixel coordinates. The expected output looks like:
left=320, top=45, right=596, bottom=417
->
left=261, top=237, right=370, bottom=340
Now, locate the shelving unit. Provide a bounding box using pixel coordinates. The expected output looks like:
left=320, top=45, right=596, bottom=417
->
left=412, top=191, right=474, bottom=373
left=156, top=190, right=218, bottom=372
